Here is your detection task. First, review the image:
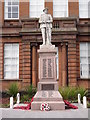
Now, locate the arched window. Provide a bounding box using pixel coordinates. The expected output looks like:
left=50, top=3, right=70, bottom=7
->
left=79, top=0, right=90, bottom=18
left=30, top=0, right=44, bottom=18
left=53, top=0, right=68, bottom=17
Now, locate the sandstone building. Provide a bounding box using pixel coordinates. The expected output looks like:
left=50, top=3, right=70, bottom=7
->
left=0, top=0, right=90, bottom=91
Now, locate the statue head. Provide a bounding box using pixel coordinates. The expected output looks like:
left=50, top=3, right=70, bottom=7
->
left=43, top=7, right=48, bottom=14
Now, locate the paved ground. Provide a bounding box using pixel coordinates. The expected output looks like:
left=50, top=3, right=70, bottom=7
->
left=0, top=104, right=89, bottom=119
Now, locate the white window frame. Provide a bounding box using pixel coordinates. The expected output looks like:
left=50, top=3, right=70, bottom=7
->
left=29, top=0, right=44, bottom=18
left=53, top=0, right=68, bottom=18
left=80, top=42, right=90, bottom=79
left=79, top=0, right=90, bottom=18
left=4, top=43, right=19, bottom=79
left=4, top=0, right=19, bottom=20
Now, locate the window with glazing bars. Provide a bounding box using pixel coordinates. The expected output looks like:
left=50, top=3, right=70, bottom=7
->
left=4, top=44, right=19, bottom=79
left=4, top=0, right=19, bottom=19
left=80, top=42, right=90, bottom=78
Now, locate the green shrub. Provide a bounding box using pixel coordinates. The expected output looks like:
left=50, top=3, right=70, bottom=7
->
left=25, top=85, right=33, bottom=96
left=21, top=95, right=30, bottom=103
left=1, top=104, right=10, bottom=108
left=59, top=87, right=71, bottom=100
left=84, top=89, right=90, bottom=98
left=67, top=87, right=77, bottom=100
left=20, top=85, right=37, bottom=103
left=87, top=102, right=90, bottom=108
left=59, top=87, right=86, bottom=101
left=32, top=87, right=37, bottom=95
left=25, top=85, right=37, bottom=97
left=7, top=83, right=19, bottom=98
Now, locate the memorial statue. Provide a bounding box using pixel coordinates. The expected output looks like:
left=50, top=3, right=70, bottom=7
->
left=39, top=8, right=53, bottom=45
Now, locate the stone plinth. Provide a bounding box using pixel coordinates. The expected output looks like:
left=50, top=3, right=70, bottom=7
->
left=31, top=101, right=65, bottom=110
left=32, top=91, right=63, bottom=102
left=31, top=44, right=65, bottom=110
left=38, top=82, right=58, bottom=91
left=31, top=91, right=65, bottom=110
left=38, top=45, right=57, bottom=82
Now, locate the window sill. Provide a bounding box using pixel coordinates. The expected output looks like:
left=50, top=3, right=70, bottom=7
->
left=0, top=79, right=23, bottom=81
left=77, top=78, right=90, bottom=81
left=4, top=19, right=19, bottom=21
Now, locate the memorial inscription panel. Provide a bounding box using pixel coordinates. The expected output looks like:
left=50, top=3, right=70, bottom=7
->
left=42, top=84, right=54, bottom=90
left=42, top=58, right=54, bottom=79
left=43, top=59, right=47, bottom=78
left=48, top=59, right=52, bottom=78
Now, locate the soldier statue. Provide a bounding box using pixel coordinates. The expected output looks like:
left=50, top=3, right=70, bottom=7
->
left=39, top=8, right=53, bottom=45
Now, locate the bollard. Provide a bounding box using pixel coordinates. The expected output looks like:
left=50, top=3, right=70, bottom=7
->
left=83, top=96, right=87, bottom=108
left=78, top=94, right=81, bottom=104
left=17, top=93, right=20, bottom=104
left=10, top=97, right=13, bottom=109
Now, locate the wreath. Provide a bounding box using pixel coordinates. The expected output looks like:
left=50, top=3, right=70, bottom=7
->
left=40, top=102, right=50, bottom=111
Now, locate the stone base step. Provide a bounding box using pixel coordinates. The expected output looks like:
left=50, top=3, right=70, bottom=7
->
left=31, top=91, right=65, bottom=110
left=33, top=91, right=63, bottom=101
left=31, top=101, right=65, bottom=110
left=34, top=97, right=62, bottom=101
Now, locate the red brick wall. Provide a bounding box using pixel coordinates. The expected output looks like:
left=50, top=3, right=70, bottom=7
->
left=1, top=0, right=80, bottom=25
left=77, top=79, right=90, bottom=89
left=76, top=41, right=80, bottom=78
left=0, top=37, right=22, bottom=91
left=68, top=0, right=79, bottom=17
left=0, top=1, right=2, bottom=25
left=19, top=0, right=29, bottom=19
left=22, top=41, right=31, bottom=87
left=0, top=1, right=29, bottom=25
left=1, top=80, right=23, bottom=91
left=68, top=39, right=77, bottom=87
left=45, top=1, right=53, bottom=17
left=0, top=2, right=4, bottom=25
left=77, top=19, right=90, bottom=89
left=0, top=37, right=32, bottom=91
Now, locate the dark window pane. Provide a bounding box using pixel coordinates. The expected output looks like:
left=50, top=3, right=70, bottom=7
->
left=8, top=2, right=11, bottom=5
left=12, top=13, right=18, bottom=18
left=89, top=57, right=90, bottom=63
left=8, top=7, right=11, bottom=12
left=12, top=2, right=18, bottom=5
left=8, top=13, right=11, bottom=18
left=12, top=7, right=18, bottom=13
left=12, top=0, right=19, bottom=5
left=89, top=64, right=90, bottom=75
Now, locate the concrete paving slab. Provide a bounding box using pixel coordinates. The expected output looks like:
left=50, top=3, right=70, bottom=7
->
left=0, top=103, right=89, bottom=119
left=0, top=108, right=89, bottom=119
